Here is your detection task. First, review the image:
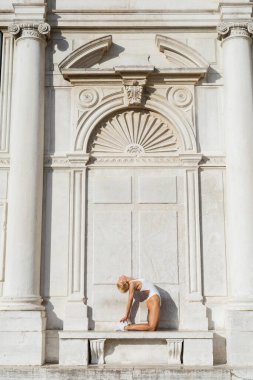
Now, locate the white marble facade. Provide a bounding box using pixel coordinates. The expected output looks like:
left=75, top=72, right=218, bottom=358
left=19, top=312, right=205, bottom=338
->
left=0, top=0, right=252, bottom=369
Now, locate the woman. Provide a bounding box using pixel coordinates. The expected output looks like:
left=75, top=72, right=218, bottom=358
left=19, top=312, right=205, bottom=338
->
left=116, top=275, right=161, bottom=331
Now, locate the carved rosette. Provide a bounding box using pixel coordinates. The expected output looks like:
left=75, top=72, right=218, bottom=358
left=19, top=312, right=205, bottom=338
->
left=78, top=88, right=99, bottom=108
left=8, top=23, right=51, bottom=41
left=168, top=87, right=193, bottom=108
left=217, top=22, right=253, bottom=41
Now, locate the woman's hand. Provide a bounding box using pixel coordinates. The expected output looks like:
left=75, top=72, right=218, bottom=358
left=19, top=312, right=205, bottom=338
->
left=120, top=315, right=129, bottom=323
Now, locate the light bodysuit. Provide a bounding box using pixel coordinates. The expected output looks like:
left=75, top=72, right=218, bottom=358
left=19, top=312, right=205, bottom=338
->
left=136, top=278, right=161, bottom=305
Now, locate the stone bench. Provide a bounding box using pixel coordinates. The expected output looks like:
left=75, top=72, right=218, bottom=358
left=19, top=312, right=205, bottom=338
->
left=59, top=330, right=213, bottom=366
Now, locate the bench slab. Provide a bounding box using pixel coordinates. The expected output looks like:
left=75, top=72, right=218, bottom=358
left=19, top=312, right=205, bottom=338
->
left=59, top=330, right=213, bottom=366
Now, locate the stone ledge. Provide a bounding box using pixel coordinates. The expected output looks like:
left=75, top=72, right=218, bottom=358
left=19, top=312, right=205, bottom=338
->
left=59, top=330, right=213, bottom=339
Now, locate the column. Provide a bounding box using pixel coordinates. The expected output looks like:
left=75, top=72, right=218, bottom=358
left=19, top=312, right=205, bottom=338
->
left=0, top=22, right=50, bottom=365
left=218, top=21, right=253, bottom=365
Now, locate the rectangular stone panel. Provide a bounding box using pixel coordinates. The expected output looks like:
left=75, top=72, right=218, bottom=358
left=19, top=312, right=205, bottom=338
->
left=196, top=87, right=224, bottom=153
left=93, top=176, right=132, bottom=204
left=93, top=211, right=132, bottom=283
left=200, top=170, right=227, bottom=297
left=138, top=176, right=177, bottom=204
left=0, top=170, right=8, bottom=199
left=45, top=88, right=71, bottom=154
left=105, top=339, right=168, bottom=365
left=0, top=202, right=7, bottom=283
left=138, top=210, right=178, bottom=284
left=93, top=285, right=129, bottom=322
left=42, top=171, right=70, bottom=297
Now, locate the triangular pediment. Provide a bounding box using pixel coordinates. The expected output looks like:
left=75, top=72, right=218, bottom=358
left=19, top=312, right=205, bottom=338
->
left=156, top=34, right=209, bottom=69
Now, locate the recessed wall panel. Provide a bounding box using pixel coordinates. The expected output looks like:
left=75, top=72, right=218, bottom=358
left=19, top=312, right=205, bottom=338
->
left=43, top=171, right=70, bottom=297
left=93, top=211, right=132, bottom=283
left=201, top=170, right=227, bottom=296
left=0, top=170, right=8, bottom=199
left=93, top=285, right=129, bottom=321
left=93, top=176, right=132, bottom=204
left=138, top=176, right=177, bottom=204
left=139, top=210, right=178, bottom=284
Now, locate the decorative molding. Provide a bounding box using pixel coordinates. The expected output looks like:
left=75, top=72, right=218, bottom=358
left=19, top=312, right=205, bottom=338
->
left=0, top=157, right=10, bottom=167
left=200, top=155, right=226, bottom=167
left=78, top=88, right=99, bottom=108
left=8, top=23, right=50, bottom=41
left=44, top=154, right=90, bottom=169
left=217, top=22, right=253, bottom=41
left=115, top=66, right=154, bottom=106
left=88, top=156, right=182, bottom=166
left=43, top=154, right=223, bottom=168
left=59, top=35, right=112, bottom=80
left=90, top=339, right=106, bottom=365
left=88, top=110, right=179, bottom=156
left=145, top=96, right=196, bottom=152
left=156, top=34, right=209, bottom=71
left=75, top=89, right=197, bottom=154
left=76, top=95, right=125, bottom=151
left=166, top=339, right=183, bottom=365
left=185, top=169, right=203, bottom=302
left=124, top=82, right=144, bottom=106
left=168, top=87, right=193, bottom=109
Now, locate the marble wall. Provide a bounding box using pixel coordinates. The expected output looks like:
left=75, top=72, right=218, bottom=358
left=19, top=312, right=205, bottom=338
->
left=0, top=2, right=229, bottom=364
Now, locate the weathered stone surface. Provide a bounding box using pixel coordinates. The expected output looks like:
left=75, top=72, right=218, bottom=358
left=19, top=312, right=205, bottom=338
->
left=0, top=366, right=231, bottom=380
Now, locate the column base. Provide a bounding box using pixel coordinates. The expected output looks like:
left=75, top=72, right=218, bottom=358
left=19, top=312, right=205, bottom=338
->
left=226, top=309, right=253, bottom=366
left=0, top=310, right=46, bottom=365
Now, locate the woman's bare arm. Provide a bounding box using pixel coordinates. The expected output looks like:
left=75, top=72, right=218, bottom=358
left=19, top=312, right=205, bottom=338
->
left=120, top=281, right=135, bottom=322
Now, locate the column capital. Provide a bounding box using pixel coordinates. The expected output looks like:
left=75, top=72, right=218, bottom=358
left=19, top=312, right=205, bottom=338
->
left=8, top=22, right=50, bottom=41
left=217, top=21, right=253, bottom=41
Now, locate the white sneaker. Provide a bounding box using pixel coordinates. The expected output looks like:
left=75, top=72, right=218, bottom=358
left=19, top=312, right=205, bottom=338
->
left=114, top=321, right=130, bottom=331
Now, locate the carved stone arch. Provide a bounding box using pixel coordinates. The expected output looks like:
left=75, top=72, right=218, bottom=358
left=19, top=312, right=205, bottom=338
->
left=59, top=35, right=112, bottom=78
left=87, top=109, right=180, bottom=156
left=74, top=93, right=197, bottom=154
left=156, top=34, right=209, bottom=70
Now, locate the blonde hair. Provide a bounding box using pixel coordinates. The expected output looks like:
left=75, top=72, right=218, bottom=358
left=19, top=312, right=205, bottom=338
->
left=117, top=281, right=129, bottom=293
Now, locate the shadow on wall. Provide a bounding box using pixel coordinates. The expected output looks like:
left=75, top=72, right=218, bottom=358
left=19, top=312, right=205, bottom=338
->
left=130, top=286, right=179, bottom=330
left=99, top=43, right=125, bottom=65
left=45, top=32, right=69, bottom=155
left=40, top=171, right=63, bottom=330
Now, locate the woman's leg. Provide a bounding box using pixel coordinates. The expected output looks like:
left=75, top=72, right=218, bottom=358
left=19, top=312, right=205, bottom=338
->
left=125, top=295, right=160, bottom=331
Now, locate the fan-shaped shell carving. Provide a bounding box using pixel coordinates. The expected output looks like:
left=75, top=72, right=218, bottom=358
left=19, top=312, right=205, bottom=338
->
left=88, top=110, right=179, bottom=155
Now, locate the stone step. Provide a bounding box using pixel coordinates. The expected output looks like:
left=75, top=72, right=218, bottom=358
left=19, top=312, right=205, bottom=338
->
left=0, top=366, right=232, bottom=380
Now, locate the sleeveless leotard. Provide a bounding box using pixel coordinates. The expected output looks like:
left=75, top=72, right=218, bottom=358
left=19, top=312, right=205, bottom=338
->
left=136, top=278, right=161, bottom=305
